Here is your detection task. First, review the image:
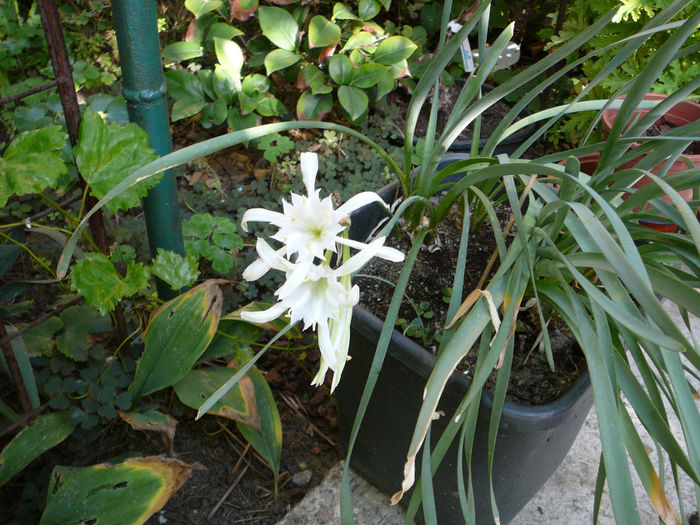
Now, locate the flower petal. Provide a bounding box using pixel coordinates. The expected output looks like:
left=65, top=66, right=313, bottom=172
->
left=241, top=208, right=285, bottom=232
left=242, top=257, right=270, bottom=281
left=256, top=239, right=293, bottom=273
left=337, top=236, right=405, bottom=263
left=300, top=152, right=318, bottom=195
left=240, top=302, right=288, bottom=324
left=335, top=237, right=404, bottom=276
left=335, top=191, right=388, bottom=218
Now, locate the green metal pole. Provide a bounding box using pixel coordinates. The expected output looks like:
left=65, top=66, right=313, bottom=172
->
left=111, top=0, right=184, bottom=300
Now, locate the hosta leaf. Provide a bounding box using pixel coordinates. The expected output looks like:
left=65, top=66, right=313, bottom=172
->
left=341, top=31, right=375, bottom=52
left=129, top=281, right=223, bottom=398
left=332, top=3, right=358, bottom=20
left=214, top=37, right=244, bottom=82
left=41, top=457, right=193, bottom=525
left=264, top=48, right=302, bottom=76
left=120, top=410, right=177, bottom=443
left=55, top=305, right=101, bottom=361
left=0, top=126, right=68, bottom=206
left=185, top=0, right=222, bottom=17
left=0, top=413, right=74, bottom=488
left=308, top=15, right=341, bottom=48
left=350, top=63, right=389, bottom=88
left=73, top=109, right=160, bottom=212
left=161, top=41, right=203, bottom=63
left=328, top=54, right=354, bottom=85
left=151, top=248, right=200, bottom=291
left=296, top=90, right=333, bottom=120
left=372, top=35, right=418, bottom=65
left=70, top=253, right=150, bottom=315
left=358, top=0, right=380, bottom=20
left=338, top=85, right=368, bottom=121
left=198, top=318, right=264, bottom=362
left=258, top=6, right=299, bottom=52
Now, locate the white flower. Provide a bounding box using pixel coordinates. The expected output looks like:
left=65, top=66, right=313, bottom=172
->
left=241, top=152, right=389, bottom=262
left=240, top=151, right=405, bottom=391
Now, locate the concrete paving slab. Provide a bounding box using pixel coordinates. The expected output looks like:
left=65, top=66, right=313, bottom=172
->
left=278, top=299, right=699, bottom=524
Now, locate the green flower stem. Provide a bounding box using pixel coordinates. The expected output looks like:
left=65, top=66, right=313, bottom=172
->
left=38, top=191, right=78, bottom=227
left=0, top=231, right=55, bottom=278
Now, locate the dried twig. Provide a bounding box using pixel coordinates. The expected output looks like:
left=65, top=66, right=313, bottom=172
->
left=208, top=443, right=251, bottom=520
left=279, top=392, right=336, bottom=447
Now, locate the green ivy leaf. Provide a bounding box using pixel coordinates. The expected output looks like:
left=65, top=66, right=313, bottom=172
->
left=70, top=253, right=150, bottom=315
left=264, top=48, right=302, bottom=76
left=211, top=217, right=244, bottom=250
left=56, top=305, right=101, bottom=362
left=338, top=85, right=368, bottom=121
left=0, top=126, right=68, bottom=206
left=328, top=54, right=354, bottom=85
left=350, top=63, right=389, bottom=88
left=358, top=0, right=380, bottom=20
left=258, top=6, right=299, bottom=52
left=308, top=15, right=341, bottom=48
left=151, top=249, right=200, bottom=291
left=372, top=35, right=418, bottom=65
left=73, top=109, right=160, bottom=212
left=183, top=213, right=214, bottom=239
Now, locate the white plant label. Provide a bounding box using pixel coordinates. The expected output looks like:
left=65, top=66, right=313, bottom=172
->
left=448, top=19, right=475, bottom=72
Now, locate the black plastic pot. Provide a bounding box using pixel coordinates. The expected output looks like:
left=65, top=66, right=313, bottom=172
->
left=337, top=156, right=594, bottom=524
left=389, top=83, right=536, bottom=156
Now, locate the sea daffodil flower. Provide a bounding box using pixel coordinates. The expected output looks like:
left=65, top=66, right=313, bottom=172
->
left=241, top=151, right=390, bottom=262
left=240, top=152, right=404, bottom=390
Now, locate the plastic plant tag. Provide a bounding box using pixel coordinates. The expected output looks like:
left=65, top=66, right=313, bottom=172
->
left=448, top=20, right=474, bottom=72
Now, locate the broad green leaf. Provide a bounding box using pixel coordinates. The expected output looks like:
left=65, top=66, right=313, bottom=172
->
left=0, top=126, right=68, bottom=206
left=341, top=31, right=375, bottom=52
left=308, top=15, right=341, bottom=48
left=211, top=216, right=243, bottom=250
left=214, top=37, right=244, bottom=82
left=264, top=48, right=302, bottom=76
left=70, top=253, right=150, bottom=315
left=350, top=63, right=389, bottom=88
left=332, top=3, right=358, bottom=20
left=329, top=54, right=354, bottom=85
left=208, top=22, right=244, bottom=41
left=233, top=351, right=282, bottom=478
left=55, top=305, right=101, bottom=362
left=338, top=85, right=368, bottom=121
left=198, top=318, right=264, bottom=362
left=211, top=249, right=234, bottom=274
left=296, top=90, right=333, bottom=120
left=372, top=35, right=418, bottom=65
left=358, top=0, right=380, bottom=20
left=120, top=410, right=177, bottom=442
left=130, top=281, right=223, bottom=398
left=0, top=412, right=74, bottom=488
left=211, top=97, right=228, bottom=125
left=183, top=213, right=214, bottom=239
left=212, top=65, right=237, bottom=102
left=185, top=0, right=221, bottom=18
left=41, top=456, right=193, bottom=525
left=161, top=41, right=203, bottom=63
left=73, top=109, right=160, bottom=212
left=174, top=366, right=258, bottom=425
left=165, top=69, right=205, bottom=102
left=21, top=315, right=63, bottom=357
left=170, top=97, right=206, bottom=121
left=227, top=106, right=259, bottom=131
left=151, top=248, right=200, bottom=291
left=241, top=74, right=271, bottom=97
left=256, top=96, right=286, bottom=117
left=258, top=6, right=299, bottom=52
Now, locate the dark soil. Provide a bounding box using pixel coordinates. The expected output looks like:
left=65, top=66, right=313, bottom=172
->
left=643, top=117, right=700, bottom=155
left=0, top=345, right=342, bottom=525
left=389, top=82, right=522, bottom=145
left=356, top=205, right=586, bottom=406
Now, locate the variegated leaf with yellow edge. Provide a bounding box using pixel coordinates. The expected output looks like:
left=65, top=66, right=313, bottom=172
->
left=40, top=456, right=193, bottom=525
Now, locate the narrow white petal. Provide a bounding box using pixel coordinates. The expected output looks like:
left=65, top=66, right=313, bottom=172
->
left=300, top=152, right=318, bottom=195
left=242, top=257, right=270, bottom=281
left=337, top=236, right=405, bottom=264
left=335, top=191, right=388, bottom=218
left=240, top=302, right=288, bottom=324
left=241, top=208, right=284, bottom=232
left=311, top=357, right=329, bottom=388
left=256, top=239, right=293, bottom=272
left=317, top=319, right=336, bottom=367
left=276, top=258, right=314, bottom=299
